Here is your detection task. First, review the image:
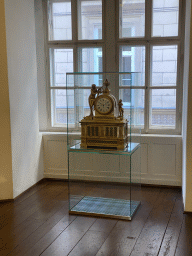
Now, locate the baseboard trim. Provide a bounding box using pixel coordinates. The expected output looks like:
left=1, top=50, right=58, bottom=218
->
left=0, top=179, right=46, bottom=202
left=44, top=173, right=181, bottom=187
left=0, top=177, right=182, bottom=203
left=183, top=211, right=192, bottom=214
left=44, top=173, right=68, bottom=179
left=0, top=199, right=14, bottom=203
left=141, top=183, right=182, bottom=189
left=13, top=179, right=47, bottom=201
left=43, top=177, right=181, bottom=189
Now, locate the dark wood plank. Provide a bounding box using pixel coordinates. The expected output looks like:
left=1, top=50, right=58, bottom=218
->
left=0, top=181, right=67, bottom=230
left=0, top=199, right=68, bottom=256
left=0, top=180, right=187, bottom=256
left=129, top=188, right=180, bottom=256
left=89, top=218, right=117, bottom=233
left=0, top=201, right=13, bottom=211
left=14, top=179, right=52, bottom=205
left=68, top=230, right=109, bottom=256
left=0, top=180, right=51, bottom=220
left=31, top=216, right=96, bottom=256
left=174, top=212, right=192, bottom=256
left=158, top=193, right=183, bottom=256
left=7, top=204, right=70, bottom=256
left=0, top=184, right=68, bottom=255
left=95, top=187, right=161, bottom=256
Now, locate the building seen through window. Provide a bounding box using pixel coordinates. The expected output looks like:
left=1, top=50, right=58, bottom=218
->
left=46, top=0, right=182, bottom=133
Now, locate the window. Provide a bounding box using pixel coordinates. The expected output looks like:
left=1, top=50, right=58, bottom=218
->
left=45, top=0, right=184, bottom=134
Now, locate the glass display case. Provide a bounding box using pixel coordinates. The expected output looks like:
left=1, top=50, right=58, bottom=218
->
left=67, top=72, right=142, bottom=220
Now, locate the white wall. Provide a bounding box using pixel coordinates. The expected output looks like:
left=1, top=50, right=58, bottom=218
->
left=34, top=0, right=48, bottom=131
left=4, top=0, right=44, bottom=198
left=43, top=134, right=182, bottom=186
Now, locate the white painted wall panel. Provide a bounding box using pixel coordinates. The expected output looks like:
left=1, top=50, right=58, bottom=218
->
left=43, top=134, right=182, bottom=186
left=150, top=144, right=176, bottom=175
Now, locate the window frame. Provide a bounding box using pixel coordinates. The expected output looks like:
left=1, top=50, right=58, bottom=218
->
left=43, top=0, right=185, bottom=134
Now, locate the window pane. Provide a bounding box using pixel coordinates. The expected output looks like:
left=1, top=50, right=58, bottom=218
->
left=79, top=47, right=102, bottom=72
left=50, top=48, right=73, bottom=87
left=119, top=46, right=145, bottom=86
left=79, top=0, right=102, bottom=40
left=150, top=89, right=176, bottom=128
left=74, top=89, right=90, bottom=122
left=119, top=0, right=145, bottom=38
left=119, top=89, right=144, bottom=127
left=152, top=0, right=179, bottom=37
left=152, top=45, right=177, bottom=87
left=48, top=1, right=72, bottom=41
left=51, top=89, right=74, bottom=125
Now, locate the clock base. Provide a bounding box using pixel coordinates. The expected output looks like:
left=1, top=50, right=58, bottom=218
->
left=80, top=116, right=128, bottom=150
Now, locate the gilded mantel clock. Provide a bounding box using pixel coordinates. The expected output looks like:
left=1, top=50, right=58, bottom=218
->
left=80, top=79, right=128, bottom=150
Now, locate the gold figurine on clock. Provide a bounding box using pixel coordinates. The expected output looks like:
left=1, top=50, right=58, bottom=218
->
left=80, top=79, right=128, bottom=150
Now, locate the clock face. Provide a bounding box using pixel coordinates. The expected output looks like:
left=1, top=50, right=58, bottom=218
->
left=95, top=96, right=113, bottom=115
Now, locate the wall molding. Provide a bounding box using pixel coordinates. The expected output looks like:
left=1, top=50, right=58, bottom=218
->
left=43, top=134, right=182, bottom=186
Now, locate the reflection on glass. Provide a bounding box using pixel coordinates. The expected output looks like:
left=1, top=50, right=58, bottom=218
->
left=79, top=0, right=102, bottom=40
left=51, top=89, right=74, bottom=125
left=48, top=1, right=72, bottom=41
left=119, top=0, right=145, bottom=38
left=119, top=46, right=145, bottom=86
left=74, top=89, right=90, bottom=123
left=150, top=89, right=176, bottom=128
left=67, top=73, right=142, bottom=220
left=79, top=47, right=102, bottom=73
left=152, top=45, right=178, bottom=87
left=50, top=48, right=73, bottom=87
left=119, top=89, right=144, bottom=127
left=152, top=0, right=179, bottom=37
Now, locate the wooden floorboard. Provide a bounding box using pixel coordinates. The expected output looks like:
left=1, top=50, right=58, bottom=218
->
left=129, top=189, right=179, bottom=256
left=95, top=187, right=161, bottom=256
left=0, top=181, right=68, bottom=256
left=174, top=212, right=192, bottom=256
left=158, top=193, right=183, bottom=256
left=0, top=181, right=68, bottom=230
left=0, top=180, right=190, bottom=256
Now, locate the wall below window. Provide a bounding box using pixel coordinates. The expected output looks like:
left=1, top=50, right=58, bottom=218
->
left=43, top=134, right=182, bottom=186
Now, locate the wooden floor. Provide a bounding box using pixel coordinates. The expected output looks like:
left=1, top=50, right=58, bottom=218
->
left=0, top=179, right=192, bottom=256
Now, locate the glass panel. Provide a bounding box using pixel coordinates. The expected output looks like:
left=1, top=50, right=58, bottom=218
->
left=119, top=46, right=145, bottom=86
left=68, top=73, right=102, bottom=88
left=50, top=48, right=73, bottom=87
left=65, top=72, right=142, bottom=130
left=82, top=89, right=90, bottom=117
left=67, top=72, right=142, bottom=220
left=79, top=47, right=102, bottom=72
left=150, top=89, right=176, bottom=128
left=152, top=0, right=179, bottom=37
left=72, top=88, right=91, bottom=124
left=68, top=152, right=134, bottom=218
left=119, top=0, right=145, bottom=38
left=120, top=89, right=144, bottom=127
left=79, top=0, right=102, bottom=40
left=48, top=1, right=72, bottom=41
left=152, top=45, right=178, bottom=87
left=51, top=89, right=74, bottom=125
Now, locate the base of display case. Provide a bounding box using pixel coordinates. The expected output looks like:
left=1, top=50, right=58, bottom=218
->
left=69, top=196, right=140, bottom=221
